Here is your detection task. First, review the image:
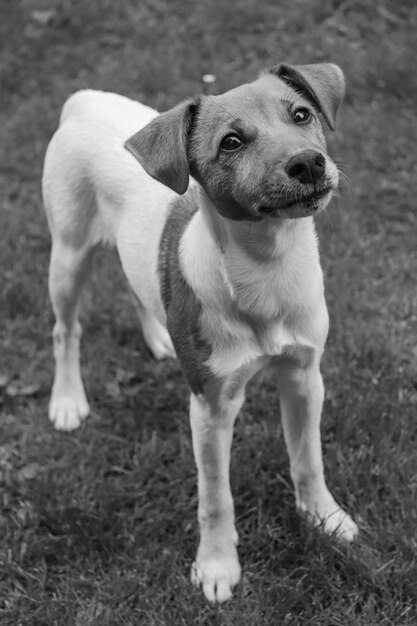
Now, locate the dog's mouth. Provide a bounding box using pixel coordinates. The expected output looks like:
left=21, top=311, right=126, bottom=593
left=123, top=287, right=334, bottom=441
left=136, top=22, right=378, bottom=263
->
left=258, top=187, right=333, bottom=217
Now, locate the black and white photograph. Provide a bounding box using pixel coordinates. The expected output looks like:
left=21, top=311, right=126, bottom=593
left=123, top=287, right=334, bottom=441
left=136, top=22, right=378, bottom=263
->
left=0, top=0, right=416, bottom=623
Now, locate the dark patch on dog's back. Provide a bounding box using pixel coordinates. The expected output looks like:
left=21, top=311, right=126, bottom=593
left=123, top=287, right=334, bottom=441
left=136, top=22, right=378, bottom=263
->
left=158, top=190, right=212, bottom=394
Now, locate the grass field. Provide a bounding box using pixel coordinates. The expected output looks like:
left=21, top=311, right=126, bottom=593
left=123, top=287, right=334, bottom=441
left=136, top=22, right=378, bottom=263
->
left=1, top=0, right=417, bottom=623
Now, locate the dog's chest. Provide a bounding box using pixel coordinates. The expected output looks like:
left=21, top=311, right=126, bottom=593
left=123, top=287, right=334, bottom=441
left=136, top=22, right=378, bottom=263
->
left=203, top=302, right=317, bottom=379
left=262, top=320, right=308, bottom=357
left=206, top=254, right=320, bottom=374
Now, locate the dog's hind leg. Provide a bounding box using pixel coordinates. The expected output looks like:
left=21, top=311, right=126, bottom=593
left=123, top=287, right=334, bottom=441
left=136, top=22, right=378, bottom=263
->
left=48, top=238, right=94, bottom=431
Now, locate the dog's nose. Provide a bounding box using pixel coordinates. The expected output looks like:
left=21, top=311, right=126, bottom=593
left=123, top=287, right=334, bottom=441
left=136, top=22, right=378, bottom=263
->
left=286, top=150, right=326, bottom=185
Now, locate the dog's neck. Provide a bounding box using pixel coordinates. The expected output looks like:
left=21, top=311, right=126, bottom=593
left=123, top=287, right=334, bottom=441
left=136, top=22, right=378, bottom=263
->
left=195, top=185, right=316, bottom=259
left=181, top=187, right=321, bottom=319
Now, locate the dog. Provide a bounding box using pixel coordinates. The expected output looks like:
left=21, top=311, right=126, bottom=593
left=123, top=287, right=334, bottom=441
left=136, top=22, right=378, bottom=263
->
left=42, top=62, right=358, bottom=603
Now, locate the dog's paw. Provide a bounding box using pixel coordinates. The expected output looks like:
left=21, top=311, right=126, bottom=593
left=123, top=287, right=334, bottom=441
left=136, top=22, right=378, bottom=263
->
left=191, top=549, right=241, bottom=603
left=300, top=500, right=358, bottom=542
left=318, top=508, right=358, bottom=542
left=49, top=390, right=89, bottom=431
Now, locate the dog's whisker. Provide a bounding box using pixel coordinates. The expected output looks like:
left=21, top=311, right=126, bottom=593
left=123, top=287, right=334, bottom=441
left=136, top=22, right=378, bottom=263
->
left=337, top=169, right=354, bottom=196
left=323, top=208, right=335, bottom=233
left=331, top=155, right=349, bottom=164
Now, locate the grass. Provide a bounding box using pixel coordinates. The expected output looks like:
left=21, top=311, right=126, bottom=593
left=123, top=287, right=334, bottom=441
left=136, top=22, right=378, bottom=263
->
left=1, top=0, right=417, bottom=623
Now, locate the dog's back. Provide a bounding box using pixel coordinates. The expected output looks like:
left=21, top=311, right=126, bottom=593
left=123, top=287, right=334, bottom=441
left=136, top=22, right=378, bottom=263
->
left=42, top=91, right=179, bottom=320
left=46, top=90, right=158, bottom=192
left=42, top=90, right=159, bottom=244
left=59, top=89, right=157, bottom=130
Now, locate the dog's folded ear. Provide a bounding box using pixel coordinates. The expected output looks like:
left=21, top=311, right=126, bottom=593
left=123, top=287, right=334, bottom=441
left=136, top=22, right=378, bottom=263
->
left=269, top=63, right=345, bottom=131
left=125, top=97, right=200, bottom=195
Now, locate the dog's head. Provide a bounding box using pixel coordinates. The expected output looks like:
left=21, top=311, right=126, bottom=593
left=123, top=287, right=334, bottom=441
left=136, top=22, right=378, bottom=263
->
left=125, top=63, right=345, bottom=220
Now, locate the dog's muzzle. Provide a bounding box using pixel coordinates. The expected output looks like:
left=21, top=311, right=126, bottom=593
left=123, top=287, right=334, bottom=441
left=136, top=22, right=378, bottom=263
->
left=257, top=150, right=336, bottom=218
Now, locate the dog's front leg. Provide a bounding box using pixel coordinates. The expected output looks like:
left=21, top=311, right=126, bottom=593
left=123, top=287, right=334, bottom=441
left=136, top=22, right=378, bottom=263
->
left=278, top=360, right=358, bottom=541
left=190, top=386, right=242, bottom=603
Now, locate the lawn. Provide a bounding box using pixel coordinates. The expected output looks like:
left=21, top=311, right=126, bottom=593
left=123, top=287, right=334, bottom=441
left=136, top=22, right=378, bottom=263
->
left=1, top=0, right=417, bottom=624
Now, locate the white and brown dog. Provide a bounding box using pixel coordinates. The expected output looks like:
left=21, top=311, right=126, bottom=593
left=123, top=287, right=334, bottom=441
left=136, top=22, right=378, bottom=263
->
left=42, top=62, right=358, bottom=603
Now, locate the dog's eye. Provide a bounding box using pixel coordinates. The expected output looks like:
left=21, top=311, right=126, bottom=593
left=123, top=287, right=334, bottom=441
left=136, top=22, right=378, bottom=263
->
left=293, top=108, right=312, bottom=124
left=220, top=134, right=243, bottom=152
